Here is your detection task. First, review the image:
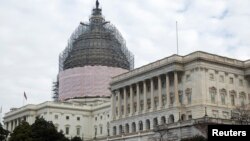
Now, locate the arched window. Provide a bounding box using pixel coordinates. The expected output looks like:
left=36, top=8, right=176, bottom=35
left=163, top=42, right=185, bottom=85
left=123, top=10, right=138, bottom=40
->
left=139, top=121, right=143, bottom=131
left=239, top=92, right=246, bottom=106
left=209, top=87, right=217, bottom=104
left=113, top=126, right=117, bottom=136
left=65, top=125, right=70, bottom=135
left=153, top=118, right=158, bottom=127
left=181, top=114, right=186, bottom=121
left=119, top=125, right=123, bottom=135
left=132, top=122, right=136, bottom=132
left=146, top=119, right=150, bottom=130
left=230, top=90, right=236, bottom=106
left=220, top=89, right=227, bottom=105
left=125, top=123, right=129, bottom=133
left=161, top=116, right=166, bottom=125
left=100, top=125, right=103, bottom=134
left=168, top=115, right=174, bottom=123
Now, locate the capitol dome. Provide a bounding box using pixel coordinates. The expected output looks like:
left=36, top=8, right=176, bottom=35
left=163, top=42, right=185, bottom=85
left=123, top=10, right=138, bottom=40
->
left=59, top=1, right=134, bottom=71
left=56, top=1, right=134, bottom=101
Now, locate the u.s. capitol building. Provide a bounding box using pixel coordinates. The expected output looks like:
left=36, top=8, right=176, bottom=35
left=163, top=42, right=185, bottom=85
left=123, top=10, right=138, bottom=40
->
left=3, top=1, right=250, bottom=141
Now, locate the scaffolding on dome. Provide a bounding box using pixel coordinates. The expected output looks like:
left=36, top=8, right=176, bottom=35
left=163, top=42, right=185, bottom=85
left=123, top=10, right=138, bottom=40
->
left=59, top=21, right=134, bottom=71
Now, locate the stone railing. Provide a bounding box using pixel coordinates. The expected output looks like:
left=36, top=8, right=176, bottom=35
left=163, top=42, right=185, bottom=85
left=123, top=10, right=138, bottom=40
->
left=153, top=116, right=248, bottom=132
left=112, top=51, right=248, bottom=84
left=112, top=55, right=183, bottom=83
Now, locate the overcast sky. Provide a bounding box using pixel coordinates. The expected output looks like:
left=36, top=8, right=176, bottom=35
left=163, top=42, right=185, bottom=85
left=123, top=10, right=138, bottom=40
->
left=0, top=0, right=250, bottom=121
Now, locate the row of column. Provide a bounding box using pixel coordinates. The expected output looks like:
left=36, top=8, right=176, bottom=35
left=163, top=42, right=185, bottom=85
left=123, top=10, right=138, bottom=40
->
left=5, top=116, right=27, bottom=131
left=112, top=72, right=180, bottom=119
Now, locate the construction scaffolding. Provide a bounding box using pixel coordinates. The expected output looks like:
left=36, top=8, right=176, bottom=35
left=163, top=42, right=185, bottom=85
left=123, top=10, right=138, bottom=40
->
left=59, top=6, right=134, bottom=71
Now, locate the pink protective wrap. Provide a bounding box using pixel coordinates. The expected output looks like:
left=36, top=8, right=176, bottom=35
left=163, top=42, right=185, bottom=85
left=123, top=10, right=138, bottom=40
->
left=58, top=66, right=127, bottom=100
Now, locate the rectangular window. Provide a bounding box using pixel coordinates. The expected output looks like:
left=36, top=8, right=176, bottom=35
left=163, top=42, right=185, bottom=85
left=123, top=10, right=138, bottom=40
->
left=239, top=79, right=243, bottom=86
left=66, top=116, right=69, bottom=120
left=209, top=74, right=214, bottom=80
left=231, top=95, right=235, bottom=106
left=100, top=126, right=102, bottom=134
left=162, top=81, right=166, bottom=87
left=219, top=75, right=224, bottom=82
left=221, top=94, right=226, bottom=105
left=240, top=97, right=245, bottom=106
left=76, top=127, right=80, bottom=136
left=211, top=93, right=216, bottom=104
left=95, top=127, right=97, bottom=136
left=65, top=127, right=69, bottom=135
left=134, top=103, right=137, bottom=112
left=154, top=83, right=157, bottom=90
left=188, top=115, right=192, bottom=120
left=186, top=75, right=190, bottom=81
left=77, top=117, right=80, bottom=121
left=147, top=86, right=150, bottom=92
left=179, top=94, right=183, bottom=104
left=229, top=77, right=234, bottom=84
left=55, top=115, right=58, bottom=119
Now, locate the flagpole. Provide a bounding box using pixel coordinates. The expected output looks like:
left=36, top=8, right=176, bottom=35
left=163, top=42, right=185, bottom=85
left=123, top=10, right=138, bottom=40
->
left=176, top=21, right=179, bottom=55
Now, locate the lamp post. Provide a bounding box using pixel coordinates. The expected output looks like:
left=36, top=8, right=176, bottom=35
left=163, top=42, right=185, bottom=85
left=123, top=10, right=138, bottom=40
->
left=205, top=107, right=208, bottom=117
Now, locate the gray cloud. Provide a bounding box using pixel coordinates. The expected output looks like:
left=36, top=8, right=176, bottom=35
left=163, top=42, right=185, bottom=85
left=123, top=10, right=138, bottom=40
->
left=0, top=0, right=250, bottom=121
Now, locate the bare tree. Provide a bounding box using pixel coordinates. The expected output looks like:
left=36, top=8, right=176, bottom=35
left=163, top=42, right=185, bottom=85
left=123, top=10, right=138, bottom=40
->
left=231, top=103, right=250, bottom=124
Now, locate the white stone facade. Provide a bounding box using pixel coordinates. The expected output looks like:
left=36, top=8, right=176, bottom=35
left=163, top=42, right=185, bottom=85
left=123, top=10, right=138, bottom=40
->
left=4, top=98, right=111, bottom=140
left=109, top=51, right=250, bottom=140
left=3, top=51, right=250, bottom=141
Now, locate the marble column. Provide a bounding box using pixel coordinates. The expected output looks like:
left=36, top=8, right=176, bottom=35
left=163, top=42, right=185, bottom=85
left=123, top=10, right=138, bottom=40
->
left=158, top=75, right=162, bottom=109
left=150, top=78, right=154, bottom=110
left=166, top=74, right=170, bottom=107
left=174, top=72, right=179, bottom=106
left=117, top=90, right=121, bottom=118
left=136, top=83, right=140, bottom=113
left=123, top=88, right=127, bottom=116
left=130, top=85, right=134, bottom=115
left=111, top=91, right=115, bottom=119
left=143, top=80, right=147, bottom=112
